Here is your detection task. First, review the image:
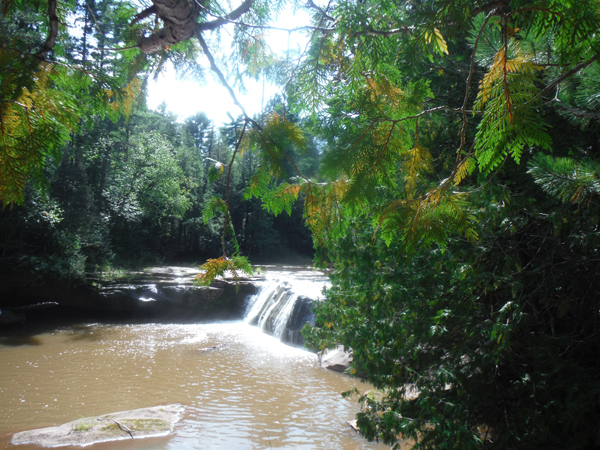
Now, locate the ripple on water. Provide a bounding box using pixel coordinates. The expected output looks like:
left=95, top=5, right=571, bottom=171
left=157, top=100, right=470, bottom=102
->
left=0, top=321, right=388, bottom=450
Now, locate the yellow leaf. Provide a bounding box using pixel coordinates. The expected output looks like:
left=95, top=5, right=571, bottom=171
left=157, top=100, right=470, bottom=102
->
left=453, top=157, right=476, bottom=186
left=403, top=145, right=433, bottom=198
left=434, top=28, right=448, bottom=55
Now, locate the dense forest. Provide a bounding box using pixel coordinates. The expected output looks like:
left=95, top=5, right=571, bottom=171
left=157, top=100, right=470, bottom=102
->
left=0, top=96, right=318, bottom=278
left=2, top=0, right=600, bottom=449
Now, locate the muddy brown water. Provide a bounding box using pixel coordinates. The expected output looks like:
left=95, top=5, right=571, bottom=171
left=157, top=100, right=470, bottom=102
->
left=0, top=320, right=390, bottom=449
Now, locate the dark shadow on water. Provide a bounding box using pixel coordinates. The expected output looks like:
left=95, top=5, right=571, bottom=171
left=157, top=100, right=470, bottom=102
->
left=0, top=305, right=244, bottom=346
left=66, top=323, right=108, bottom=342
left=0, top=307, right=135, bottom=346
left=0, top=334, right=43, bottom=347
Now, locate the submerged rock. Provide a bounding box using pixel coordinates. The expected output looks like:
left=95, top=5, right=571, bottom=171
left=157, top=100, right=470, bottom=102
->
left=11, top=404, right=184, bottom=447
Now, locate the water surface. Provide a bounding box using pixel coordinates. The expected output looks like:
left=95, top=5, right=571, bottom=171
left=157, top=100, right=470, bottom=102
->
left=0, top=321, right=388, bottom=449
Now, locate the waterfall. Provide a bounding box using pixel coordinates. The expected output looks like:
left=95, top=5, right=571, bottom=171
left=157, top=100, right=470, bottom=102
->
left=244, top=269, right=329, bottom=345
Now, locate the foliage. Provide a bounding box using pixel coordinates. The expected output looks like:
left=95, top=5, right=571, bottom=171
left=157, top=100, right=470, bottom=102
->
left=104, top=131, right=190, bottom=223
left=0, top=61, right=79, bottom=206
left=0, top=0, right=142, bottom=205
left=527, top=154, right=600, bottom=205
left=304, top=173, right=600, bottom=449
left=3, top=2, right=600, bottom=448
left=281, top=1, right=600, bottom=449
left=194, top=255, right=253, bottom=289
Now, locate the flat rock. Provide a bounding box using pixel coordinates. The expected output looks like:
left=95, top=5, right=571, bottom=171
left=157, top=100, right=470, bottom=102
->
left=11, top=404, right=184, bottom=447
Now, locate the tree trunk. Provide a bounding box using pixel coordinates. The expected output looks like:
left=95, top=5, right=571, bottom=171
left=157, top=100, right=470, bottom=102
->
left=137, top=0, right=254, bottom=54
left=97, top=144, right=111, bottom=207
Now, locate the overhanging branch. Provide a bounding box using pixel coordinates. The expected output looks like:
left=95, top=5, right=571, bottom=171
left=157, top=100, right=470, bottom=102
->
left=195, top=32, right=258, bottom=128
left=196, top=0, right=254, bottom=32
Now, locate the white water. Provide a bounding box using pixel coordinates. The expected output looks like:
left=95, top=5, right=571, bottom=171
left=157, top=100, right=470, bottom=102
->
left=244, top=267, right=329, bottom=342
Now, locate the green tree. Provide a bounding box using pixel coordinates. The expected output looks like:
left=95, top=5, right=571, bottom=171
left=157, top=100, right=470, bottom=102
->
left=0, top=0, right=276, bottom=206
left=285, top=1, right=600, bottom=449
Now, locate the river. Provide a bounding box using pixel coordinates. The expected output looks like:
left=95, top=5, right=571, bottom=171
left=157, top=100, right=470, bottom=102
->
left=0, top=267, right=390, bottom=449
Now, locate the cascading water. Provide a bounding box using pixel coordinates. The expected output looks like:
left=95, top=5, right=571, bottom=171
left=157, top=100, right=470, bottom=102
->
left=244, top=267, right=329, bottom=345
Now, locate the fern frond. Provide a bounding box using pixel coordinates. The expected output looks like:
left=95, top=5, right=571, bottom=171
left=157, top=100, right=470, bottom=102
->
left=453, top=157, right=476, bottom=186
left=261, top=182, right=304, bottom=216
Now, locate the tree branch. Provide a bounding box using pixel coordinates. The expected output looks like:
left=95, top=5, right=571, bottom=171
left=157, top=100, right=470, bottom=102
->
left=446, top=8, right=494, bottom=190
left=305, top=0, right=335, bottom=22
left=222, top=121, right=248, bottom=256
left=196, top=19, right=313, bottom=187
left=130, top=5, right=156, bottom=26
left=353, top=26, right=414, bottom=38
left=204, top=19, right=335, bottom=34
left=35, top=0, right=59, bottom=60
left=540, top=54, right=600, bottom=97
left=196, top=0, right=254, bottom=32
left=195, top=32, right=258, bottom=128
left=549, top=98, right=600, bottom=118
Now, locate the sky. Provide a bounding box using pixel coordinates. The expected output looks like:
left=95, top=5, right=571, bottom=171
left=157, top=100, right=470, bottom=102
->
left=146, top=6, right=311, bottom=125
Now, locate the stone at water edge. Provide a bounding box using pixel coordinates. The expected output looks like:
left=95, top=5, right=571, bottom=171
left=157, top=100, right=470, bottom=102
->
left=11, top=404, right=184, bottom=447
left=320, top=345, right=353, bottom=373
